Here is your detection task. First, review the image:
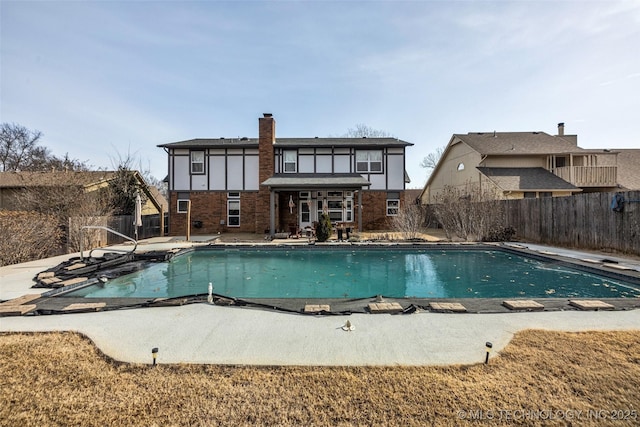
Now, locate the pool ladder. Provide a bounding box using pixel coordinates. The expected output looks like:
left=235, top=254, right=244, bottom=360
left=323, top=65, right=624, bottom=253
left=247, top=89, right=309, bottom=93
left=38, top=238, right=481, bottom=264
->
left=79, top=225, right=138, bottom=261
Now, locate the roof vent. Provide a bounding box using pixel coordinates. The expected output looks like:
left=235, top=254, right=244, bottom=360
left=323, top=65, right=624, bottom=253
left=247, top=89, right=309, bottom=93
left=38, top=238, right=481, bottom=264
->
left=241, top=137, right=248, bottom=141
left=220, top=137, right=225, bottom=139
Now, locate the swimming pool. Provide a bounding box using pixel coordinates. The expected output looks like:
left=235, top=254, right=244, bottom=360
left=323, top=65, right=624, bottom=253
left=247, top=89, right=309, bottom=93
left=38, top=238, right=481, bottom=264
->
left=63, top=247, right=640, bottom=299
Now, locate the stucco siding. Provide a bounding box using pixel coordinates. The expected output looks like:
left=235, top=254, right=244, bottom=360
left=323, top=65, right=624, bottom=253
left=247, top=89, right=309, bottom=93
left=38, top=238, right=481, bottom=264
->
left=334, top=155, right=351, bottom=173
left=227, top=156, right=244, bottom=190
left=209, top=156, right=226, bottom=190
left=426, top=142, right=481, bottom=203
left=245, top=156, right=259, bottom=190
left=299, top=155, right=314, bottom=172
left=368, top=173, right=386, bottom=190
left=173, top=156, right=190, bottom=191
left=386, top=154, right=405, bottom=189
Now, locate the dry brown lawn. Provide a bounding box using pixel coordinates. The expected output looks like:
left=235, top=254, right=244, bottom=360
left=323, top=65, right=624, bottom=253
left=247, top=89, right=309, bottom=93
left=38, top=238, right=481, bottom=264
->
left=1, top=330, right=639, bottom=426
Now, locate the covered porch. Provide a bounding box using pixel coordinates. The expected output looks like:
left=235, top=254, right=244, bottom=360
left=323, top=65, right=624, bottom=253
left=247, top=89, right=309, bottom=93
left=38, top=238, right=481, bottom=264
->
left=261, top=173, right=371, bottom=237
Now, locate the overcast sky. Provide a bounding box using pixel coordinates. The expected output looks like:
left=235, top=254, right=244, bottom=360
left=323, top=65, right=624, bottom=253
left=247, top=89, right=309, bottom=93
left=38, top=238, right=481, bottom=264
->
left=2, top=0, right=639, bottom=188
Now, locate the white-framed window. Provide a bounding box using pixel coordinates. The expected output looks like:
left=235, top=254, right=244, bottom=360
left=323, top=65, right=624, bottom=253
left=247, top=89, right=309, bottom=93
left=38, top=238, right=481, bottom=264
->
left=386, top=199, right=399, bottom=216
left=317, top=191, right=353, bottom=223
left=356, top=150, right=383, bottom=173
left=457, top=162, right=465, bottom=171
left=177, top=192, right=190, bottom=213
left=284, top=150, right=297, bottom=173
left=190, top=151, right=205, bottom=174
left=177, top=200, right=189, bottom=213
left=227, top=198, right=240, bottom=227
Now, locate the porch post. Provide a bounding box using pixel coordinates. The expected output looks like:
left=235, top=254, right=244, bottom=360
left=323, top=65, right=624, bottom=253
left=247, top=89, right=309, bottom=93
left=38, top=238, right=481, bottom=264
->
left=358, top=189, right=363, bottom=232
left=269, top=189, right=275, bottom=235
left=569, top=154, right=573, bottom=184
left=159, top=204, right=165, bottom=237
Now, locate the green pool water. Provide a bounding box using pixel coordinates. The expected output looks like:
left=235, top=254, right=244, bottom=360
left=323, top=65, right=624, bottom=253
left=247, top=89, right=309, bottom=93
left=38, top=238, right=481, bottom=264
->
left=63, top=248, right=640, bottom=299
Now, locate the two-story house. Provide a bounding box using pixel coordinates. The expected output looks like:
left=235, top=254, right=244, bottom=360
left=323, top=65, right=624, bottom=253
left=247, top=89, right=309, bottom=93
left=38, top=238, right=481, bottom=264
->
left=159, top=114, right=413, bottom=236
left=420, top=123, right=619, bottom=204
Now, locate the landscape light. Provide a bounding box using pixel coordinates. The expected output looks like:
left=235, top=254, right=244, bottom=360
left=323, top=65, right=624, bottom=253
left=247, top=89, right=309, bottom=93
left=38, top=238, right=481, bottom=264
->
left=484, top=342, right=493, bottom=364
left=152, top=347, right=159, bottom=366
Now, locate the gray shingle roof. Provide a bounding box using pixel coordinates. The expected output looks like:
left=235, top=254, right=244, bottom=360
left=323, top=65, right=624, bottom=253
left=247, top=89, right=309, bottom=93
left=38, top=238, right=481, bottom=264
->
left=0, top=171, right=117, bottom=188
left=477, top=167, right=579, bottom=191
left=157, top=138, right=258, bottom=148
left=261, top=173, right=371, bottom=188
left=158, top=137, right=412, bottom=149
left=616, top=149, right=640, bottom=190
left=455, top=132, right=583, bottom=155
left=274, top=137, right=412, bottom=147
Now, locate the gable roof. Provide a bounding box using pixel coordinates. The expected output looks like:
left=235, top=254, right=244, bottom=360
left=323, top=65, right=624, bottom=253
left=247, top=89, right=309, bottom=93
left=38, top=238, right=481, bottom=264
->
left=454, top=132, right=582, bottom=155
left=615, top=149, right=640, bottom=190
left=158, top=137, right=412, bottom=149
left=0, top=171, right=117, bottom=188
left=477, top=167, right=580, bottom=192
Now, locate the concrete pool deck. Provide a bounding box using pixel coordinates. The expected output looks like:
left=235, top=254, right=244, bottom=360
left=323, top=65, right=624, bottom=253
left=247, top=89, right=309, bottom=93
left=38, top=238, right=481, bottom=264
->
left=1, top=236, right=640, bottom=366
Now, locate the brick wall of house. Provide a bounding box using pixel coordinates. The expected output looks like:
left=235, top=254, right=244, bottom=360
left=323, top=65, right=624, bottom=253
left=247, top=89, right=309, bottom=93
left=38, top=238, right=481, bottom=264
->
left=360, top=190, right=404, bottom=230
left=168, top=192, right=259, bottom=235
left=168, top=189, right=405, bottom=235
left=278, top=191, right=298, bottom=233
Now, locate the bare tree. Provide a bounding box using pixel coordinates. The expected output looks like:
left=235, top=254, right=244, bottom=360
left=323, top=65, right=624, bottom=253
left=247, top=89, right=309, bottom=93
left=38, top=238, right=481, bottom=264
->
left=420, top=146, right=444, bottom=177
left=15, top=172, right=115, bottom=252
left=0, top=123, right=88, bottom=172
left=0, top=211, right=64, bottom=266
left=341, top=124, right=393, bottom=138
left=390, top=203, right=426, bottom=240
left=0, top=123, right=43, bottom=171
left=41, top=152, right=89, bottom=172
left=108, top=149, right=165, bottom=211
left=431, top=182, right=504, bottom=241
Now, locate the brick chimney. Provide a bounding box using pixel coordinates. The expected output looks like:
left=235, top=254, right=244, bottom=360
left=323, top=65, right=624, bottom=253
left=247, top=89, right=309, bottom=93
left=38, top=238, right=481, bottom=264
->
left=259, top=113, right=275, bottom=183
left=557, top=122, right=565, bottom=136
left=257, top=113, right=275, bottom=234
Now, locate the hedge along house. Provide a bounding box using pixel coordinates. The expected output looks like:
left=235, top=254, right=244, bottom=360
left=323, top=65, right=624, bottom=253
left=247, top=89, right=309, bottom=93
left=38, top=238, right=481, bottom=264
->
left=158, top=114, right=414, bottom=236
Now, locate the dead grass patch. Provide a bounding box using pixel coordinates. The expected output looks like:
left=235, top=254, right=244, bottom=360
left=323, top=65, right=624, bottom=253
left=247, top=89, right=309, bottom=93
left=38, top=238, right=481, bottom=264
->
left=1, top=330, right=639, bottom=426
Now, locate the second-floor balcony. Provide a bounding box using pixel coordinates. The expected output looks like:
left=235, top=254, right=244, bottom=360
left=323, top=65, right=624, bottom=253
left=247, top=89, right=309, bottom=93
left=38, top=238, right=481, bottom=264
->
left=552, top=166, right=617, bottom=188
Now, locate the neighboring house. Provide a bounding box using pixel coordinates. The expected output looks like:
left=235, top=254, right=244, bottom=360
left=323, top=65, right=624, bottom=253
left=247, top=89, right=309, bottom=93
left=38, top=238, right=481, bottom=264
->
left=403, top=189, right=422, bottom=205
left=615, top=149, right=640, bottom=190
left=420, top=123, right=621, bottom=204
left=0, top=170, right=166, bottom=215
left=158, top=113, right=413, bottom=235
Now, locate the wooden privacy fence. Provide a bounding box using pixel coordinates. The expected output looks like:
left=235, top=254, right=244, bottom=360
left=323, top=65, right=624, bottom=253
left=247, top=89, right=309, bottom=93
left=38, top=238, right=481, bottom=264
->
left=107, top=214, right=168, bottom=244
left=502, top=190, right=640, bottom=255
left=67, top=213, right=167, bottom=253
